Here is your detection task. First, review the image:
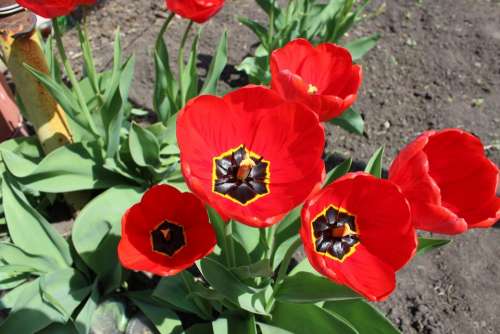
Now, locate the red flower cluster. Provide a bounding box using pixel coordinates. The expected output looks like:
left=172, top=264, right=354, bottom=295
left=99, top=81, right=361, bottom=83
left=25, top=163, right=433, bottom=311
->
left=166, top=0, right=224, bottom=23
left=16, top=0, right=95, bottom=18
left=117, top=37, right=498, bottom=302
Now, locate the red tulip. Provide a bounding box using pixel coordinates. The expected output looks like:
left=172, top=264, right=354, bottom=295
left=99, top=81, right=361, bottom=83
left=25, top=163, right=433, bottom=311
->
left=389, top=129, right=499, bottom=234
left=166, top=0, right=224, bottom=23
left=177, top=85, right=325, bottom=228
left=118, top=185, right=216, bottom=276
left=270, top=38, right=362, bottom=122
left=16, top=0, right=96, bottom=18
left=300, top=172, right=416, bottom=301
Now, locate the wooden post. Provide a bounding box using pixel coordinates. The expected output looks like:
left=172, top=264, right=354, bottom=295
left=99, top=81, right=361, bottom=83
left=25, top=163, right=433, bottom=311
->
left=0, top=3, right=73, bottom=153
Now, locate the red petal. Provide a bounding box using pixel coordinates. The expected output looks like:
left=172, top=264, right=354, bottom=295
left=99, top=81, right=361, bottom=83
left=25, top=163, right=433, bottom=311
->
left=325, top=245, right=397, bottom=302
left=179, top=86, right=325, bottom=228
left=423, top=130, right=499, bottom=226
left=300, top=43, right=354, bottom=93
left=270, top=38, right=313, bottom=79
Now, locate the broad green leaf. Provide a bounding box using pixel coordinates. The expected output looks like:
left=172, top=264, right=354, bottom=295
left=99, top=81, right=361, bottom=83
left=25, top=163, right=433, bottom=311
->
left=289, top=258, right=321, bottom=276
left=40, top=268, right=91, bottom=321
left=75, top=283, right=100, bottom=334
left=78, top=24, right=99, bottom=95
left=201, top=31, right=228, bottom=95
left=180, top=32, right=200, bottom=106
left=236, top=56, right=270, bottom=85
left=238, top=17, right=269, bottom=46
left=106, top=56, right=136, bottom=158
left=153, top=273, right=207, bottom=318
left=272, top=235, right=299, bottom=271
left=364, top=146, right=385, bottom=178
left=23, top=64, right=94, bottom=139
left=417, top=237, right=451, bottom=255
left=276, top=271, right=360, bottom=303
left=268, top=302, right=357, bottom=334
left=200, top=256, right=270, bottom=315
left=324, top=158, right=352, bottom=185
left=185, top=323, right=214, bottom=334
left=232, top=259, right=273, bottom=280
left=212, top=315, right=257, bottom=334
left=90, top=298, right=128, bottom=333
left=0, top=135, right=43, bottom=162
left=232, top=222, right=261, bottom=256
left=128, top=291, right=182, bottom=334
left=38, top=323, right=78, bottom=334
left=129, top=122, right=161, bottom=167
left=258, top=323, right=293, bottom=334
left=72, top=186, right=143, bottom=292
left=0, top=278, right=67, bottom=333
left=2, top=173, right=71, bottom=267
left=324, top=299, right=401, bottom=334
left=330, top=108, right=364, bottom=135
left=1, top=142, right=127, bottom=192
left=0, top=242, right=59, bottom=273
left=345, top=34, right=380, bottom=60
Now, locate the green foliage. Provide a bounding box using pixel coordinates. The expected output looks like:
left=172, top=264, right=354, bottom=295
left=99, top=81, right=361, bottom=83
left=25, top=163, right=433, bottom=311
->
left=365, top=146, right=385, bottom=178
left=417, top=237, right=451, bottom=255
left=237, top=0, right=375, bottom=84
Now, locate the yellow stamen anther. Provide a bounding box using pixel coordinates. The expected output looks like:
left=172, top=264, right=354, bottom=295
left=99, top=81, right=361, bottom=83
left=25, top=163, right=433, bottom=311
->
left=237, top=153, right=256, bottom=181
left=308, top=84, right=318, bottom=95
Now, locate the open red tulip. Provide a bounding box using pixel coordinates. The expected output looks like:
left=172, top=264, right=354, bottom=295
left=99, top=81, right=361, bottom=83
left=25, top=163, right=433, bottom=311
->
left=300, top=172, right=416, bottom=301
left=16, top=0, right=96, bottom=18
left=177, top=85, right=325, bottom=228
left=118, top=185, right=216, bottom=276
left=166, top=0, right=224, bottom=24
left=270, top=38, right=362, bottom=122
left=389, top=129, right=499, bottom=234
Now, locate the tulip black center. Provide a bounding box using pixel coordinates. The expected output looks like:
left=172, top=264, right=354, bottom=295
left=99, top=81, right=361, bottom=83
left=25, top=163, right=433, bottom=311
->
left=213, top=145, right=270, bottom=205
left=312, top=206, right=359, bottom=261
left=151, top=221, right=185, bottom=257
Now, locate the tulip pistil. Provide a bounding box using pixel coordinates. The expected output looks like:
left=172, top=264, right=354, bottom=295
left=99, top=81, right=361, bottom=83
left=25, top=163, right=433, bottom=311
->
left=308, top=84, right=318, bottom=94
left=312, top=206, right=359, bottom=262
left=213, top=145, right=270, bottom=205
left=151, top=221, right=186, bottom=257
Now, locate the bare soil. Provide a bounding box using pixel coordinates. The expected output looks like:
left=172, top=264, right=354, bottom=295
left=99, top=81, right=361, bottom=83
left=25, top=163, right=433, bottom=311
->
left=63, top=0, right=500, bottom=333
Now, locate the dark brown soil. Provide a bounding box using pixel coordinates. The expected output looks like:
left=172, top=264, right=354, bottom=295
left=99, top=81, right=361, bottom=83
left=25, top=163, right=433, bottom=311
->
left=62, top=0, right=500, bottom=333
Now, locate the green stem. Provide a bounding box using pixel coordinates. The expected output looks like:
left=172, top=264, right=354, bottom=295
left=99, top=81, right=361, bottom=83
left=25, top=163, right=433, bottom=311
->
left=226, top=221, right=236, bottom=268
left=52, top=19, right=99, bottom=135
left=274, top=237, right=301, bottom=287
left=180, top=271, right=212, bottom=320
left=156, top=13, right=176, bottom=51
left=178, top=20, right=194, bottom=105
left=268, top=0, right=275, bottom=50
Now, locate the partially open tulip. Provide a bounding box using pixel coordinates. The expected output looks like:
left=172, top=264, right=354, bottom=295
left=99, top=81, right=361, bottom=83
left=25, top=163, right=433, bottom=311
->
left=118, top=185, right=216, bottom=276
left=166, top=0, right=224, bottom=24
left=389, top=129, right=500, bottom=234
left=16, top=0, right=96, bottom=18
left=300, top=172, right=416, bottom=301
left=177, top=85, right=325, bottom=228
left=270, top=38, right=362, bottom=122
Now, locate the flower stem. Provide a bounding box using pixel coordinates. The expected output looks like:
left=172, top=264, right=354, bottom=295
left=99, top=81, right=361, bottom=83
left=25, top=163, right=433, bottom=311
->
left=180, top=271, right=212, bottom=320
left=178, top=20, right=194, bottom=106
left=52, top=19, right=99, bottom=135
left=156, top=12, right=176, bottom=51
left=274, top=236, right=301, bottom=286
